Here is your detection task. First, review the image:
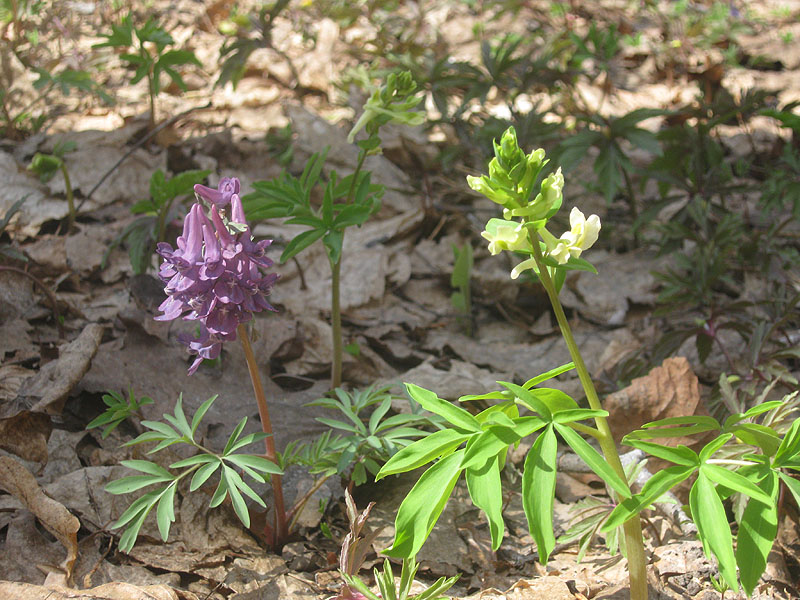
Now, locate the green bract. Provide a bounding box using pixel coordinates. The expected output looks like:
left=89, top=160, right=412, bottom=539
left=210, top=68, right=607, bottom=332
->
left=466, top=127, right=548, bottom=212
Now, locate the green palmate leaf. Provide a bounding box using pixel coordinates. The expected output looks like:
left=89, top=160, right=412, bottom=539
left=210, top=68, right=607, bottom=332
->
left=555, top=424, right=629, bottom=499
left=622, top=439, right=698, bottom=466
left=224, top=464, right=266, bottom=508
left=690, top=471, right=738, bottom=593
left=603, top=465, right=695, bottom=532
left=522, top=425, right=557, bottom=564
left=113, top=490, right=160, bottom=529
left=701, top=465, right=773, bottom=507
left=118, top=506, right=151, bottom=553
left=155, top=483, right=177, bottom=541
left=323, top=229, right=344, bottom=264
left=466, top=454, right=505, bottom=550
left=737, top=470, right=778, bottom=597
left=139, top=420, right=180, bottom=440
left=383, top=450, right=464, bottom=558
left=376, top=428, right=470, bottom=479
left=404, top=383, right=481, bottom=432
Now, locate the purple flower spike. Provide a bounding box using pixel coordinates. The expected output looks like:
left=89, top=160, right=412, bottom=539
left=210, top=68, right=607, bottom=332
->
left=194, top=177, right=241, bottom=207
left=156, top=178, right=278, bottom=374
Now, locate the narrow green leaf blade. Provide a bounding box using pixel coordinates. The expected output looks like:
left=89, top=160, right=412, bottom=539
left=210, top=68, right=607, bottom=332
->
left=736, top=471, right=778, bottom=596
left=465, top=455, right=505, bottom=550
left=556, top=424, right=630, bottom=499
left=690, top=472, right=738, bottom=592
left=383, top=450, right=464, bottom=558
left=522, top=426, right=557, bottom=564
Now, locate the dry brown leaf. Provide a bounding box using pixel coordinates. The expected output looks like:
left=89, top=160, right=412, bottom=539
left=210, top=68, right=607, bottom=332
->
left=0, top=456, right=80, bottom=582
left=0, top=581, right=198, bottom=600
left=0, top=410, right=52, bottom=463
left=17, top=322, right=104, bottom=416
left=604, top=357, right=701, bottom=443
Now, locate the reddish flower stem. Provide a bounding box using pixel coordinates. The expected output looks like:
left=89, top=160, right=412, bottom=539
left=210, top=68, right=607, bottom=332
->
left=237, top=322, right=288, bottom=548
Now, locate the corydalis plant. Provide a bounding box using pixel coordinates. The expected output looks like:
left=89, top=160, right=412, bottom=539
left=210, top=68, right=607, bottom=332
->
left=382, top=127, right=649, bottom=600
left=243, top=70, right=424, bottom=388
left=155, top=177, right=289, bottom=547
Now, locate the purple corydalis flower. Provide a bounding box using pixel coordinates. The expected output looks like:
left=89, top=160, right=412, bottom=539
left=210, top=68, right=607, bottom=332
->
left=156, top=177, right=278, bottom=374
left=194, top=176, right=240, bottom=207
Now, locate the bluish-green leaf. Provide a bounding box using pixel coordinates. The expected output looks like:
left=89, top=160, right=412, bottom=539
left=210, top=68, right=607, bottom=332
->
left=280, top=228, right=325, bottom=263
left=190, top=459, right=221, bottom=491
left=191, top=395, right=218, bottom=436
left=156, top=483, right=177, bottom=541
left=225, top=453, right=282, bottom=475
left=775, top=419, right=800, bottom=467
left=120, top=460, right=173, bottom=479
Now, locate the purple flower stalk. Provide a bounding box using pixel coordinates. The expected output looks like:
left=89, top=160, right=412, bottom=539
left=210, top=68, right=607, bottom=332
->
left=156, top=178, right=278, bottom=374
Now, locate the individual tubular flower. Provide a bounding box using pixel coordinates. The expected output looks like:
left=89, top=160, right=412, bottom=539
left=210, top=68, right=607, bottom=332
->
left=156, top=177, right=278, bottom=374
left=194, top=177, right=240, bottom=207
left=542, top=207, right=601, bottom=265
left=481, top=218, right=531, bottom=255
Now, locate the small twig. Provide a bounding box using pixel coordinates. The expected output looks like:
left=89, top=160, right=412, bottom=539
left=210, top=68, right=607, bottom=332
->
left=76, top=102, right=212, bottom=213
left=0, top=265, right=65, bottom=338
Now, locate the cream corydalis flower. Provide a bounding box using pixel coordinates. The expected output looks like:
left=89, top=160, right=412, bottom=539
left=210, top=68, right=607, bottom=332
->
left=549, top=207, right=601, bottom=265
left=481, top=221, right=529, bottom=255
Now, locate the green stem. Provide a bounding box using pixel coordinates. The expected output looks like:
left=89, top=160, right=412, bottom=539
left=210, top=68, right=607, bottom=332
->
left=237, top=323, right=288, bottom=549
left=529, top=235, right=649, bottom=600
left=329, top=149, right=368, bottom=389
left=59, top=162, right=74, bottom=232
left=331, top=255, right=342, bottom=388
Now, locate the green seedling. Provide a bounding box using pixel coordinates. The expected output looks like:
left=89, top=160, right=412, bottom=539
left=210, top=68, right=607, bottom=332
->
left=93, top=13, right=201, bottom=129
left=28, top=140, right=77, bottom=232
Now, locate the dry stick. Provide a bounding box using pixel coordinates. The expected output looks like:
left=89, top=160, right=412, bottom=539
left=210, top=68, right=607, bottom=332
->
left=76, top=102, right=212, bottom=214
left=237, top=322, right=288, bottom=547
left=0, top=265, right=65, bottom=338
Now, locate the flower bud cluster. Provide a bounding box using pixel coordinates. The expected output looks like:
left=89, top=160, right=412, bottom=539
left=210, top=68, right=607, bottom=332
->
left=347, top=70, right=425, bottom=144
left=471, top=127, right=600, bottom=279
left=155, top=177, right=278, bottom=374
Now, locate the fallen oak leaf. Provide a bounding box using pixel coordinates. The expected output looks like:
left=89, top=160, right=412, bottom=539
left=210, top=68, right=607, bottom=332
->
left=0, top=456, right=80, bottom=584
